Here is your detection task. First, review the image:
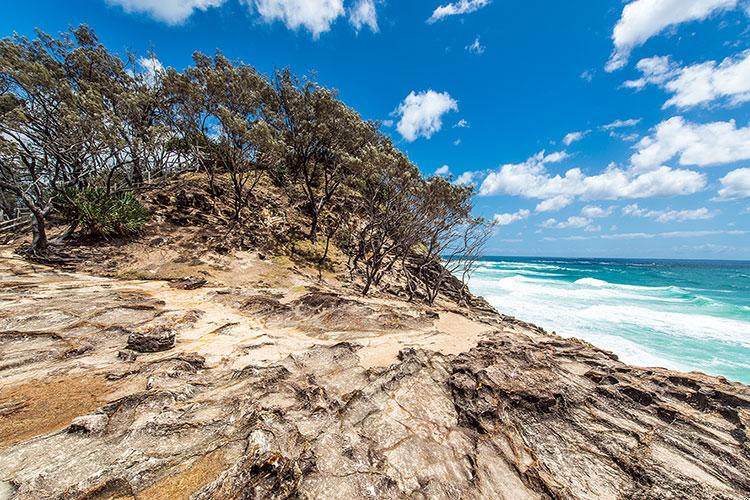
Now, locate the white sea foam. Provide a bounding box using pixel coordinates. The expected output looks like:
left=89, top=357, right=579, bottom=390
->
left=468, top=263, right=750, bottom=381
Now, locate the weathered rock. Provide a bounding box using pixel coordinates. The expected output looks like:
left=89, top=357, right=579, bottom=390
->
left=1, top=250, right=749, bottom=499
left=169, top=276, right=208, bottom=290
left=68, top=413, right=109, bottom=436
left=117, top=349, right=138, bottom=362
left=126, top=327, right=175, bottom=353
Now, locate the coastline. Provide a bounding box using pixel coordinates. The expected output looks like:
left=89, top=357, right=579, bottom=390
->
left=1, top=247, right=749, bottom=498
left=469, top=255, right=750, bottom=385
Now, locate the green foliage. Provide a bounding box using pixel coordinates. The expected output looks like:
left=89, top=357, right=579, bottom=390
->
left=57, top=188, right=149, bottom=238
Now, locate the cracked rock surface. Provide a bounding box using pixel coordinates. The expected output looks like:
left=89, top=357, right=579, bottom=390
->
left=0, top=250, right=749, bottom=499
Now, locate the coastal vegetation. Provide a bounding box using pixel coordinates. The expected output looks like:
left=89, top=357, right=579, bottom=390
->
left=0, top=26, right=491, bottom=301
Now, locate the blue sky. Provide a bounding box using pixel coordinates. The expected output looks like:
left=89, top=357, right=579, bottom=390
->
left=3, top=0, right=750, bottom=259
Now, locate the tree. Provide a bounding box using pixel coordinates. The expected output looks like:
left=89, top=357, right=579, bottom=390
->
left=346, top=140, right=424, bottom=296
left=411, top=177, right=491, bottom=305
left=0, top=27, right=113, bottom=253
left=166, top=52, right=275, bottom=220
left=265, top=70, right=376, bottom=242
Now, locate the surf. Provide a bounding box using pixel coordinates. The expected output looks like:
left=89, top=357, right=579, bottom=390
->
left=467, top=257, right=750, bottom=384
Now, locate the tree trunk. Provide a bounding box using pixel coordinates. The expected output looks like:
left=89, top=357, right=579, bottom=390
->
left=30, top=211, right=48, bottom=255
left=308, top=210, right=319, bottom=243
left=51, top=220, right=78, bottom=245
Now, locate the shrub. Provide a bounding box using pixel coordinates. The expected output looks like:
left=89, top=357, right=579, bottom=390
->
left=56, top=188, right=149, bottom=238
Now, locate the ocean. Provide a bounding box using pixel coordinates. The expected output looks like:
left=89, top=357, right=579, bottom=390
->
left=467, top=257, right=750, bottom=384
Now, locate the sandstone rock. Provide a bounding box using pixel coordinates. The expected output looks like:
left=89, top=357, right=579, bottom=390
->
left=68, top=413, right=108, bottom=435
left=117, top=349, right=138, bottom=362
left=126, top=327, right=175, bottom=353
left=169, top=276, right=208, bottom=290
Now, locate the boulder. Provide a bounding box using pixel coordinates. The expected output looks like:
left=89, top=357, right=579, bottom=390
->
left=126, top=326, right=176, bottom=353
left=68, top=414, right=109, bottom=436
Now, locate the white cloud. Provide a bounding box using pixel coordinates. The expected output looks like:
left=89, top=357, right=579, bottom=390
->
left=542, top=216, right=593, bottom=229
left=541, top=206, right=612, bottom=231
left=627, top=50, right=750, bottom=108
left=349, top=0, right=378, bottom=32
left=454, top=119, right=470, bottom=128
left=394, top=90, right=458, bottom=142
left=494, top=209, right=530, bottom=226
left=581, top=69, right=594, bottom=82
left=632, top=116, right=750, bottom=170
left=563, top=130, right=589, bottom=146
left=535, top=195, right=573, bottom=213
left=602, top=118, right=643, bottom=142
left=435, top=165, right=451, bottom=176
left=544, top=229, right=747, bottom=241
left=717, top=167, right=750, bottom=199
left=455, top=171, right=476, bottom=185
left=248, top=0, right=345, bottom=38
left=465, top=37, right=486, bottom=55
left=622, top=203, right=717, bottom=222
left=602, top=118, right=642, bottom=130
left=601, top=229, right=746, bottom=239
left=623, top=55, right=679, bottom=89
left=606, top=0, right=737, bottom=72
left=581, top=205, right=614, bottom=218
left=427, top=0, right=491, bottom=23
left=106, top=0, right=226, bottom=24
left=135, top=56, right=165, bottom=86
left=479, top=151, right=706, bottom=202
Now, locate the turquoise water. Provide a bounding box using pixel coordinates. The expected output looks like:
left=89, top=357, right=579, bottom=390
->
left=467, top=257, right=750, bottom=384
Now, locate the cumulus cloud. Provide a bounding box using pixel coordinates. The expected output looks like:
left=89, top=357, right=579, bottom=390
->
left=581, top=205, right=614, bottom=218
left=602, top=118, right=642, bottom=130
left=455, top=171, right=477, bottom=186
left=435, top=165, right=451, bottom=176
left=478, top=151, right=706, bottom=202
left=631, top=116, right=750, bottom=170
left=717, top=167, right=750, bottom=199
left=248, top=0, right=345, bottom=38
left=349, top=0, right=378, bottom=32
left=626, top=50, right=750, bottom=108
left=622, top=203, right=717, bottom=222
left=563, top=130, right=589, bottom=146
left=606, top=0, right=737, bottom=72
left=106, top=0, right=226, bottom=24
left=602, top=118, right=642, bottom=142
left=535, top=195, right=573, bottom=213
left=544, top=229, right=747, bottom=241
left=454, top=119, right=470, bottom=128
left=110, top=0, right=374, bottom=33
left=135, top=56, right=165, bottom=86
left=427, top=0, right=491, bottom=23
left=601, top=230, right=746, bottom=239
left=623, top=56, right=679, bottom=89
left=394, top=90, right=458, bottom=142
left=494, top=209, right=530, bottom=226
left=542, top=216, right=594, bottom=230
left=465, top=37, right=486, bottom=55
left=540, top=205, right=612, bottom=232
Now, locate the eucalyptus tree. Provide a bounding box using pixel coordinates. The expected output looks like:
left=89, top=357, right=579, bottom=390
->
left=167, top=52, right=275, bottom=220
left=0, top=27, right=118, bottom=253
left=346, top=139, right=424, bottom=295
left=266, top=70, right=377, bottom=242
left=412, top=177, right=490, bottom=305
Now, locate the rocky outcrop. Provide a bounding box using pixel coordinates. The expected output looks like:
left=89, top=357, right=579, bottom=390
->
left=126, top=326, right=176, bottom=353
left=2, top=337, right=749, bottom=499
left=0, top=251, right=749, bottom=499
